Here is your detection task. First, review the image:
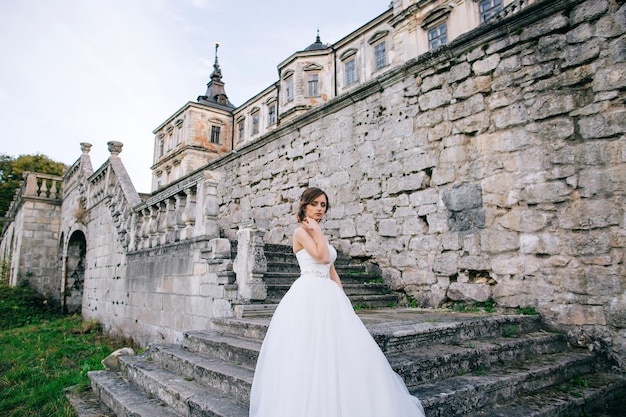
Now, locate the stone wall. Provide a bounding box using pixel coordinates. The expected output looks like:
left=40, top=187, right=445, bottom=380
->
left=0, top=173, right=63, bottom=296
left=209, top=0, right=625, bottom=360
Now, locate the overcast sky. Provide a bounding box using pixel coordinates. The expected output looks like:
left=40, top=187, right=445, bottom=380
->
left=0, top=0, right=387, bottom=192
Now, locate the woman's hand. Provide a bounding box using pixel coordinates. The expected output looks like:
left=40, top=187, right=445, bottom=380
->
left=302, top=216, right=321, bottom=232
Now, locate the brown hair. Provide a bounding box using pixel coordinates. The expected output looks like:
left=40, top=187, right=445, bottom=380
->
left=296, top=187, right=330, bottom=222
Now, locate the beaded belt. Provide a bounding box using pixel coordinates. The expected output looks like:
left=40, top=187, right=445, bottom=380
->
left=300, top=270, right=330, bottom=279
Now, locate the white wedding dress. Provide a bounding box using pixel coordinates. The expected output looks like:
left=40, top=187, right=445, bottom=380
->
left=249, top=244, right=425, bottom=417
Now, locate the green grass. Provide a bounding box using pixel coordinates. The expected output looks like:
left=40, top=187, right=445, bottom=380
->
left=0, top=284, right=126, bottom=417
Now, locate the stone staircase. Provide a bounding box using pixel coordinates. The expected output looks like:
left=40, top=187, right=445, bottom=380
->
left=88, top=309, right=626, bottom=417
left=232, top=243, right=400, bottom=318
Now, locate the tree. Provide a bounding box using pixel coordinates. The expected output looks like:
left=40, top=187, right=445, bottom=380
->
left=0, top=154, right=67, bottom=216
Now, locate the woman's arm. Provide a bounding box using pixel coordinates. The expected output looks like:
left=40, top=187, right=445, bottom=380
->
left=293, top=219, right=330, bottom=263
left=330, top=264, right=343, bottom=290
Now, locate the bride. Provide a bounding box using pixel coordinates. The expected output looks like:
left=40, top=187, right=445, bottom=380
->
left=249, top=187, right=425, bottom=417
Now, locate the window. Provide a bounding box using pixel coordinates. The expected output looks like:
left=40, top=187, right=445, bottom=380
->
left=210, top=125, right=220, bottom=144
left=158, top=138, right=164, bottom=156
left=307, top=73, right=319, bottom=97
left=479, top=0, right=503, bottom=22
left=175, top=127, right=182, bottom=145
left=374, top=41, right=387, bottom=70
left=345, top=59, right=356, bottom=86
left=268, top=104, right=276, bottom=125
left=428, top=22, right=447, bottom=50
left=237, top=120, right=245, bottom=142
left=251, top=112, right=259, bottom=135
left=285, top=76, right=294, bottom=103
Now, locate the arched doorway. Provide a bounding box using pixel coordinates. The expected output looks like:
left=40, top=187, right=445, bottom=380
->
left=64, top=230, right=86, bottom=313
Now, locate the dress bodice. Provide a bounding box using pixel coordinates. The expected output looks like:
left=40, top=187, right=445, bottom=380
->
left=295, top=244, right=337, bottom=278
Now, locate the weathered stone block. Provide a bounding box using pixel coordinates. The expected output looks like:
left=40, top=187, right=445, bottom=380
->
left=578, top=109, right=626, bottom=139
left=550, top=303, right=607, bottom=326
left=378, top=219, right=398, bottom=237
left=418, top=88, right=452, bottom=111
left=559, top=199, right=621, bottom=230
left=473, top=54, right=500, bottom=75
left=570, top=0, right=609, bottom=25
left=434, top=251, right=458, bottom=275
left=448, top=94, right=485, bottom=121
left=498, top=208, right=550, bottom=233
left=523, top=181, right=570, bottom=204
left=448, top=282, right=491, bottom=302
left=442, top=184, right=482, bottom=211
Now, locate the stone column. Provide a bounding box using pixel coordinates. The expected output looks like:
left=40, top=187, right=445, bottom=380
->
left=203, top=177, right=220, bottom=238
left=233, top=220, right=267, bottom=301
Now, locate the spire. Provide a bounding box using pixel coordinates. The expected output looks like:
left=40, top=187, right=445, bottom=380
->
left=304, top=29, right=328, bottom=51
left=197, top=41, right=234, bottom=109
left=210, top=41, right=222, bottom=83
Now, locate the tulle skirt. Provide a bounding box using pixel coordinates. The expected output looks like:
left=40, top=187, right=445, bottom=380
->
left=249, top=273, right=425, bottom=417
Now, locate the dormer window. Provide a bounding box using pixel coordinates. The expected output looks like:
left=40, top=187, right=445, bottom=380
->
left=428, top=22, right=447, bottom=50
left=374, top=41, right=387, bottom=70
left=157, top=134, right=165, bottom=157
left=251, top=108, right=260, bottom=135
left=422, top=7, right=451, bottom=50
left=369, top=31, right=389, bottom=71
left=307, top=73, right=319, bottom=97
left=283, top=70, right=294, bottom=103
left=237, top=117, right=245, bottom=142
left=340, top=49, right=358, bottom=87
left=210, top=125, right=221, bottom=144
left=266, top=98, right=277, bottom=126
left=479, top=0, right=503, bottom=22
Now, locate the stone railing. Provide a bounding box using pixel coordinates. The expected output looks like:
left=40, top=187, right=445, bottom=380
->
left=489, top=0, right=537, bottom=22
left=63, top=142, right=94, bottom=198
left=87, top=141, right=142, bottom=250
left=131, top=169, right=221, bottom=251
left=23, top=172, right=63, bottom=200
left=4, top=171, right=64, bottom=218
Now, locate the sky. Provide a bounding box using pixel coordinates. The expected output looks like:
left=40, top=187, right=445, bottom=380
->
left=0, top=0, right=388, bottom=192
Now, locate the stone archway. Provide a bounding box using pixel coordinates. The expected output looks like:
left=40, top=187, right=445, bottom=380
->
left=64, top=230, right=86, bottom=313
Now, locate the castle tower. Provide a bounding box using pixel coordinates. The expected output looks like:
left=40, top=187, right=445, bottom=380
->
left=150, top=42, right=235, bottom=192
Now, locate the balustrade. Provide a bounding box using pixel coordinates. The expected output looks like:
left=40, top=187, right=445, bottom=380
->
left=23, top=172, right=63, bottom=200
left=130, top=170, right=220, bottom=250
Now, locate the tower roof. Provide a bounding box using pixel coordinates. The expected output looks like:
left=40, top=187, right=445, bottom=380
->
left=197, top=42, right=235, bottom=110
left=303, top=30, right=328, bottom=51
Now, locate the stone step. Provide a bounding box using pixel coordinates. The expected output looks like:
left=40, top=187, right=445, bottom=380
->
left=388, top=331, right=570, bottom=386
left=266, top=290, right=399, bottom=307
left=414, top=351, right=598, bottom=417
left=92, top=359, right=250, bottom=417
left=183, top=329, right=569, bottom=386
left=233, top=303, right=278, bottom=319
left=88, top=370, right=180, bottom=417
left=463, top=372, right=626, bottom=417
left=266, top=282, right=391, bottom=297
left=262, top=270, right=378, bottom=284
left=89, top=310, right=622, bottom=417
left=212, top=317, right=270, bottom=340
left=143, top=344, right=254, bottom=405
left=211, top=311, right=544, bottom=349
left=362, top=311, right=544, bottom=353
left=183, top=330, right=262, bottom=370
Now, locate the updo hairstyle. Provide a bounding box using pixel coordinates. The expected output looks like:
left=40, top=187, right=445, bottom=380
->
left=296, top=187, right=330, bottom=223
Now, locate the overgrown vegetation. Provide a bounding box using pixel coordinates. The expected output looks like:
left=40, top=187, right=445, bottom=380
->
left=0, top=153, right=67, bottom=216
left=515, top=306, right=539, bottom=315
left=0, top=284, right=126, bottom=416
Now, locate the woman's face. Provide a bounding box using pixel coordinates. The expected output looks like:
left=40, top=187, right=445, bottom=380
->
left=304, top=194, right=327, bottom=221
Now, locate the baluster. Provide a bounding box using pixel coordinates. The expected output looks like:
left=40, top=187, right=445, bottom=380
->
left=148, top=206, right=159, bottom=248
left=49, top=179, right=58, bottom=199
left=183, top=187, right=197, bottom=240
left=174, top=193, right=186, bottom=241
left=39, top=177, right=48, bottom=197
